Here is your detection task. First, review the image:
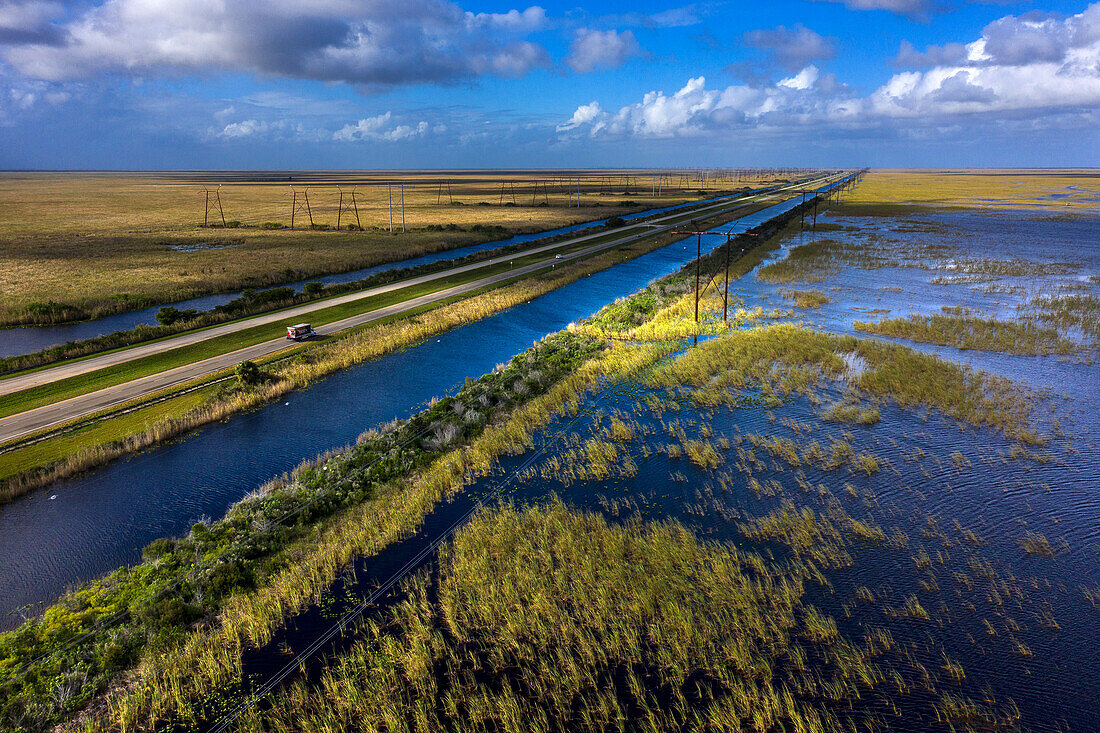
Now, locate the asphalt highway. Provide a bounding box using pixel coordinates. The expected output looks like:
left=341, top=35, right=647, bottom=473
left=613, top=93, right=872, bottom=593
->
left=0, top=176, right=838, bottom=444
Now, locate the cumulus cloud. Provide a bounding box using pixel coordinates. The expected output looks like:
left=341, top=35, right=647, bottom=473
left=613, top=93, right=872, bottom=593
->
left=0, top=0, right=550, bottom=88
left=333, top=112, right=430, bottom=142
left=743, top=24, right=836, bottom=72
left=566, top=29, right=644, bottom=73
left=561, top=3, right=1100, bottom=139
left=897, top=6, right=1100, bottom=69
left=556, top=100, right=603, bottom=131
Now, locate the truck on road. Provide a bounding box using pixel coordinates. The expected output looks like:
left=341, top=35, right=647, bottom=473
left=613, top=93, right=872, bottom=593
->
left=286, top=323, right=315, bottom=341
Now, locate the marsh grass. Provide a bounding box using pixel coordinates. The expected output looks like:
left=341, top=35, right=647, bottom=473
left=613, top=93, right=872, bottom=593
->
left=1025, top=293, right=1100, bottom=343
left=649, top=323, right=1049, bottom=445
left=782, top=288, right=831, bottom=308
left=853, top=313, right=1082, bottom=356
left=239, top=501, right=1011, bottom=732
left=0, top=179, right=1056, bottom=733
left=820, top=401, right=881, bottom=425
left=2, top=330, right=662, bottom=730
left=835, top=169, right=1100, bottom=214
left=51, top=341, right=669, bottom=732
left=0, top=171, right=724, bottom=326
left=759, top=211, right=1078, bottom=290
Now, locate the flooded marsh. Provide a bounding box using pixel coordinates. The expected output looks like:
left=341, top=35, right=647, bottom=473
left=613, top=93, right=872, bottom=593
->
left=4, top=172, right=1097, bottom=732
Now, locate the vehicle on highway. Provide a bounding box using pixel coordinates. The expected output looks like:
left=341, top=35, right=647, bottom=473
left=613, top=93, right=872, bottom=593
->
left=286, top=323, right=315, bottom=341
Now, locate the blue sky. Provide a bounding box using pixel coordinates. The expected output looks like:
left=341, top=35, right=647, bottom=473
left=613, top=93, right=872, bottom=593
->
left=1, top=0, right=1098, bottom=169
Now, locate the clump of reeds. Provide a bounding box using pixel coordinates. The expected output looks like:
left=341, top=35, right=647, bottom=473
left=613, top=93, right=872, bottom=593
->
left=648, top=323, right=1050, bottom=446
left=244, top=501, right=1007, bottom=732
left=820, top=401, right=881, bottom=425
left=853, top=313, right=1081, bottom=356
left=782, top=288, right=831, bottom=308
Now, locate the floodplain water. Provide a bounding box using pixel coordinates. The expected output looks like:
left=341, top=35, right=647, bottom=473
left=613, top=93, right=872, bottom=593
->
left=211, top=202, right=1098, bottom=732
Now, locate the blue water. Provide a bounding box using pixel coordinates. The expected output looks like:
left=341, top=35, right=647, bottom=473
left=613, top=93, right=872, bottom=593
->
left=0, top=180, right=849, bottom=623
left=0, top=189, right=769, bottom=358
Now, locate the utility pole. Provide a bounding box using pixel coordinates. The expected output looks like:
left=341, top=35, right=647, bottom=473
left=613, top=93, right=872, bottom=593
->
left=337, top=186, right=361, bottom=230
left=388, top=183, right=393, bottom=232
left=675, top=227, right=762, bottom=340
left=289, top=186, right=313, bottom=230
left=200, top=185, right=226, bottom=227
left=401, top=183, right=406, bottom=233
left=673, top=223, right=706, bottom=346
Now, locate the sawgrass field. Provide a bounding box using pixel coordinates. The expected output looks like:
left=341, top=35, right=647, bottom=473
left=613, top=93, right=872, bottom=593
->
left=0, top=170, right=768, bottom=326
left=840, top=168, right=1100, bottom=215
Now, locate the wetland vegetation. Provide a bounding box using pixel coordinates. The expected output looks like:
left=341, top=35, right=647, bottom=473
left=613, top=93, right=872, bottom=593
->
left=0, top=171, right=735, bottom=327
left=3, top=170, right=1097, bottom=733
left=0, top=199, right=769, bottom=504
left=853, top=312, right=1084, bottom=356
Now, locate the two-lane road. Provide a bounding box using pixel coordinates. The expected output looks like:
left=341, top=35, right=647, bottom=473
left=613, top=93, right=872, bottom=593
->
left=0, top=176, right=841, bottom=444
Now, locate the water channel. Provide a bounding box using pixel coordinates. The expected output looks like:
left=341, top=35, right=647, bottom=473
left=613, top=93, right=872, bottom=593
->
left=0, top=188, right=781, bottom=358
left=0, top=180, right=847, bottom=625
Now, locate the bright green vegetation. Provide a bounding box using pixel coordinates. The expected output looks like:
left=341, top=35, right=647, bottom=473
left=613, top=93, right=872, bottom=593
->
left=782, top=288, right=831, bottom=308
left=0, top=385, right=217, bottom=492
left=853, top=313, right=1082, bottom=356
left=244, top=501, right=1009, bottom=733
left=649, top=323, right=1048, bottom=444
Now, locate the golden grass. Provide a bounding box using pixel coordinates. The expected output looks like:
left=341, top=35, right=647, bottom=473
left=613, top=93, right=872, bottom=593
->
left=838, top=169, right=1100, bottom=214
left=782, top=288, right=831, bottom=308
left=0, top=170, right=736, bottom=325
left=854, top=313, right=1083, bottom=356
left=234, top=501, right=1008, bottom=733
left=648, top=323, right=1048, bottom=444
left=100, top=342, right=669, bottom=730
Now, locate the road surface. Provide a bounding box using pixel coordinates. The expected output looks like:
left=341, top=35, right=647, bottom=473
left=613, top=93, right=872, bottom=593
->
left=0, top=177, right=837, bottom=444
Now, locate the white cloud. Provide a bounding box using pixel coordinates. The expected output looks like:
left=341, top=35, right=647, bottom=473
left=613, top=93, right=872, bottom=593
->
left=333, top=112, right=430, bottom=142
left=777, top=65, right=820, bottom=90
left=565, top=29, right=643, bottom=74
left=219, top=119, right=270, bottom=139
left=465, top=7, right=547, bottom=32
left=562, top=3, right=1100, bottom=139
left=556, top=100, right=602, bottom=131
left=0, top=0, right=551, bottom=88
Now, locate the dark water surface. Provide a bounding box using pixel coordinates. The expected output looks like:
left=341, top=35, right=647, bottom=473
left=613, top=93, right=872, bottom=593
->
left=212, top=202, right=1099, bottom=732
left=0, top=185, right=838, bottom=624
left=221, top=205, right=1098, bottom=731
